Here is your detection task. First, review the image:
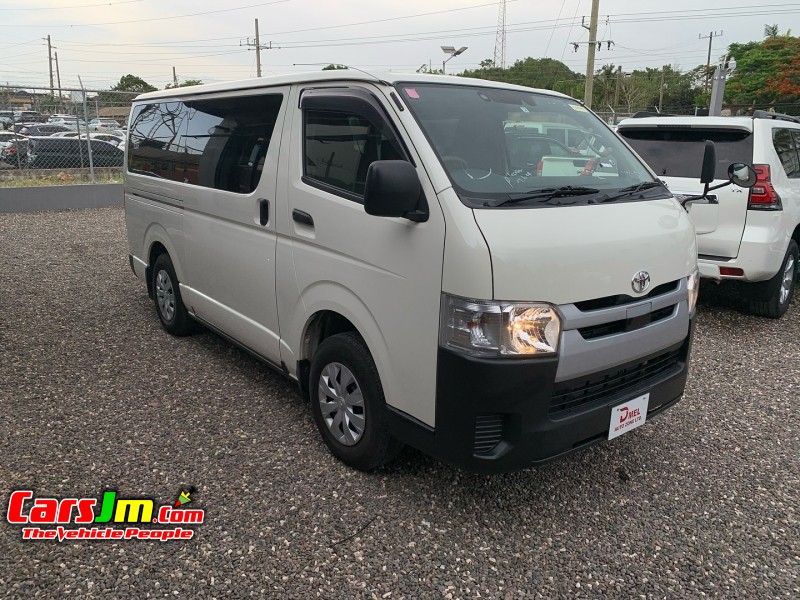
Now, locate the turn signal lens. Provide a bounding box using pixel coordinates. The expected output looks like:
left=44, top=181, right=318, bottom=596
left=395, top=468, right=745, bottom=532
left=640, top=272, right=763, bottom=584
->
left=687, top=268, right=700, bottom=316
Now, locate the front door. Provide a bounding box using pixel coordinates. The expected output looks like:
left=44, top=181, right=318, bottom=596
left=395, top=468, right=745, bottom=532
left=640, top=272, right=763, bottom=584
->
left=277, top=84, right=446, bottom=426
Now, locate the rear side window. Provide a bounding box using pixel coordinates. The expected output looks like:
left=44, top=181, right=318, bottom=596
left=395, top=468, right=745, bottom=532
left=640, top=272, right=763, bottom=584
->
left=620, top=127, right=753, bottom=179
left=772, top=128, right=800, bottom=178
left=128, top=93, right=283, bottom=194
left=128, top=102, right=188, bottom=182
left=303, top=110, right=404, bottom=199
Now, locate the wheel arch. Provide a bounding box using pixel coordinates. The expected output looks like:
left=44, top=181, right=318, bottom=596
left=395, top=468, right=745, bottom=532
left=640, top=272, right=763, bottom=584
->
left=142, top=224, right=185, bottom=299
left=291, top=285, right=392, bottom=404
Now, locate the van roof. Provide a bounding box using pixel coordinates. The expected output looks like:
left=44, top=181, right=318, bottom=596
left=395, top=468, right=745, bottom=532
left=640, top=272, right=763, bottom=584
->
left=133, top=70, right=572, bottom=102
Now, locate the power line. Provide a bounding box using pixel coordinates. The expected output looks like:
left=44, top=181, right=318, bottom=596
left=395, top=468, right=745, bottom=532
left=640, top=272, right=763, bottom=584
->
left=0, top=0, right=144, bottom=10
left=0, top=0, right=294, bottom=28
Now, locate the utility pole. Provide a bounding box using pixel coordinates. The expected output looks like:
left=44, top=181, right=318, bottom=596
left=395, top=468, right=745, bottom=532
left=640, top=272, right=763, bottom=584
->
left=613, top=64, right=622, bottom=110
left=55, top=51, right=62, bottom=110
left=45, top=35, right=54, bottom=96
left=242, top=19, right=277, bottom=77
left=254, top=19, right=261, bottom=77
left=658, top=65, right=666, bottom=112
left=579, top=0, right=600, bottom=108
left=172, top=66, right=179, bottom=87
left=699, top=31, right=723, bottom=91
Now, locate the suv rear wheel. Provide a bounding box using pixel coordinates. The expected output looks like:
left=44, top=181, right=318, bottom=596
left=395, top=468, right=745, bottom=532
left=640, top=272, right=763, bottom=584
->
left=744, top=240, right=798, bottom=318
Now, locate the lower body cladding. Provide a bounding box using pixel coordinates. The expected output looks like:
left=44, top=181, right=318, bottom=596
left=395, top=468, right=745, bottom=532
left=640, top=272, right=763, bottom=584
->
left=387, top=316, right=694, bottom=474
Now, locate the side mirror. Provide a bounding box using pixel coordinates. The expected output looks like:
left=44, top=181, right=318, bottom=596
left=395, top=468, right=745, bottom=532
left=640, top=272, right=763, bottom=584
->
left=700, top=140, right=716, bottom=184
left=364, top=160, right=428, bottom=222
left=727, top=162, right=757, bottom=188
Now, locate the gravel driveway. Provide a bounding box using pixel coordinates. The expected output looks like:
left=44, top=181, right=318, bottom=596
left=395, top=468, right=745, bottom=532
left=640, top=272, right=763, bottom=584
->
left=0, top=207, right=797, bottom=599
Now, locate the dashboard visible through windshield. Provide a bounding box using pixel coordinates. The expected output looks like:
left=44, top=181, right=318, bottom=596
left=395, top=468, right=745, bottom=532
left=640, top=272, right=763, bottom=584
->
left=396, top=82, right=660, bottom=208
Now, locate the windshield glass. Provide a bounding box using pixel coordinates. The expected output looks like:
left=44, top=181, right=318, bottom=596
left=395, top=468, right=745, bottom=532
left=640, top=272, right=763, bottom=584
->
left=618, top=127, right=754, bottom=179
left=396, top=82, right=655, bottom=207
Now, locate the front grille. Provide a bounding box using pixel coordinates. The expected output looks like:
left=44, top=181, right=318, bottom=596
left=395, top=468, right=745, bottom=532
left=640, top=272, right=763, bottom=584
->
left=574, top=280, right=680, bottom=312
left=473, top=415, right=504, bottom=456
left=550, top=349, right=683, bottom=417
left=578, top=305, right=676, bottom=339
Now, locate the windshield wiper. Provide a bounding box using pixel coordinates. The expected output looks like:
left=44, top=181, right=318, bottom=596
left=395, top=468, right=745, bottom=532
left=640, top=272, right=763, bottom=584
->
left=590, top=181, right=667, bottom=203
left=485, top=186, right=600, bottom=207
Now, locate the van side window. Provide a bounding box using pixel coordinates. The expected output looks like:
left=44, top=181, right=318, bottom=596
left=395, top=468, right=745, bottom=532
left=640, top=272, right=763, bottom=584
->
left=182, top=94, right=283, bottom=193
left=128, top=102, right=188, bottom=181
left=773, top=128, right=800, bottom=178
left=128, top=94, right=283, bottom=193
left=303, top=109, right=404, bottom=199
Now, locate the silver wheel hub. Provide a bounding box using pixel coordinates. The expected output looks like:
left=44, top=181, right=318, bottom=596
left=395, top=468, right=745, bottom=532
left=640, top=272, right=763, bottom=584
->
left=780, top=255, right=795, bottom=305
left=317, top=362, right=365, bottom=446
left=155, top=269, right=176, bottom=321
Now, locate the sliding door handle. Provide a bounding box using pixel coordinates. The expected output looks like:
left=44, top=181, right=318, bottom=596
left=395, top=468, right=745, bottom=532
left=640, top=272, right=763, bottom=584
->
left=292, top=209, right=314, bottom=227
left=258, top=198, right=270, bottom=226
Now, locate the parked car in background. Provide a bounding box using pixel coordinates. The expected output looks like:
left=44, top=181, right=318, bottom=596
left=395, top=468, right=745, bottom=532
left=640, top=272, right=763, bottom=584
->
left=26, top=136, right=124, bottom=169
left=15, top=110, right=47, bottom=123
left=17, top=124, right=72, bottom=137
left=52, top=131, right=123, bottom=144
left=88, top=118, right=122, bottom=131
left=618, top=111, right=800, bottom=318
left=79, top=132, right=125, bottom=147
left=0, top=131, right=30, bottom=164
left=46, top=116, right=87, bottom=131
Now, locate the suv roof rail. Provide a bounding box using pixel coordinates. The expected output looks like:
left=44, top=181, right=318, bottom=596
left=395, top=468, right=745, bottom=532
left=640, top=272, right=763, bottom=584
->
left=752, top=109, right=800, bottom=124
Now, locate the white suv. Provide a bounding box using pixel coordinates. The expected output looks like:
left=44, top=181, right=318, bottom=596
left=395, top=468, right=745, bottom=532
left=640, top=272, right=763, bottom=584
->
left=618, top=112, right=800, bottom=318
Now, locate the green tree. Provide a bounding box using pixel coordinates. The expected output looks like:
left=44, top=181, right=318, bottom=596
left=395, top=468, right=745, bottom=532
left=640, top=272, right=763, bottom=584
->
left=322, top=64, right=348, bottom=70
left=111, top=74, right=157, bottom=93
left=725, top=34, right=800, bottom=113
left=165, top=79, right=203, bottom=89
left=461, top=57, right=584, bottom=97
left=764, top=24, right=780, bottom=39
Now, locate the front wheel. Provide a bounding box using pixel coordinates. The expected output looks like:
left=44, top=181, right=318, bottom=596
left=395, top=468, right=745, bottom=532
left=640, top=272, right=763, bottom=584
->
left=744, top=240, right=798, bottom=318
left=309, top=333, right=402, bottom=471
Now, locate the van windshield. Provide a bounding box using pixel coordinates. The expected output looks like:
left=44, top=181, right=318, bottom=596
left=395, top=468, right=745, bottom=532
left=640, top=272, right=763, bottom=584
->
left=396, top=83, right=655, bottom=207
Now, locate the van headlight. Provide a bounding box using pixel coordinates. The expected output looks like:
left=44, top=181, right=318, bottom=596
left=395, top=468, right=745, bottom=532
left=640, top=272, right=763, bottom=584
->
left=687, top=268, right=700, bottom=316
left=440, top=294, right=561, bottom=357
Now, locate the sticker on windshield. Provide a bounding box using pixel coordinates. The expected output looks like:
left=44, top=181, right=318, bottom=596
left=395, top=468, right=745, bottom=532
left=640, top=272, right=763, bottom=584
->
left=404, top=88, right=420, bottom=99
left=568, top=104, right=588, bottom=112
left=519, top=106, right=530, bottom=113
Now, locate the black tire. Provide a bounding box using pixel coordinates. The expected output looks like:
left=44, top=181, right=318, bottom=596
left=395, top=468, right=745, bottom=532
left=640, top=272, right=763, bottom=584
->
left=744, top=240, right=798, bottom=319
left=151, top=253, right=194, bottom=336
left=309, top=332, right=403, bottom=471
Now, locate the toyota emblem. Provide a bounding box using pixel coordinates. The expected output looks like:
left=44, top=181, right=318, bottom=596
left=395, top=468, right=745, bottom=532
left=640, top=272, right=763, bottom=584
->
left=631, top=271, right=651, bottom=293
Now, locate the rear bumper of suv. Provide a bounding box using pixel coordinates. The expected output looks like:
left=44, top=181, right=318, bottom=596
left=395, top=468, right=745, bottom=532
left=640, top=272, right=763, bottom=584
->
left=699, top=210, right=790, bottom=282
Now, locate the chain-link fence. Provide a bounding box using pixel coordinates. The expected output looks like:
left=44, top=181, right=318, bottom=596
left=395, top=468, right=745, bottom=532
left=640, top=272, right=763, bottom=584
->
left=1, top=85, right=137, bottom=185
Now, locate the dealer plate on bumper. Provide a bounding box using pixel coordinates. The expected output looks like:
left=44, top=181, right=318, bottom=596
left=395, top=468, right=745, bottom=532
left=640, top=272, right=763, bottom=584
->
left=608, top=393, right=650, bottom=440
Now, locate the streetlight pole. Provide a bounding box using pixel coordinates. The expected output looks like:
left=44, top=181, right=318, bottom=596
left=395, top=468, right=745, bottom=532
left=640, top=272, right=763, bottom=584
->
left=441, top=46, right=467, bottom=75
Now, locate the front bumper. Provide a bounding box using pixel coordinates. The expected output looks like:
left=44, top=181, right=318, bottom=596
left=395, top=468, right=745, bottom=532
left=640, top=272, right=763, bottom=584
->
left=387, top=320, right=694, bottom=473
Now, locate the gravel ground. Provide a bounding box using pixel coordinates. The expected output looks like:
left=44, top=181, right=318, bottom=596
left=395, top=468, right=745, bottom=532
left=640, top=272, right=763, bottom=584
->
left=0, top=207, right=797, bottom=599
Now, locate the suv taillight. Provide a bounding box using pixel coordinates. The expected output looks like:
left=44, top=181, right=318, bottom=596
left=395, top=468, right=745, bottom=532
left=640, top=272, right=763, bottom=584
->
left=748, top=164, right=782, bottom=210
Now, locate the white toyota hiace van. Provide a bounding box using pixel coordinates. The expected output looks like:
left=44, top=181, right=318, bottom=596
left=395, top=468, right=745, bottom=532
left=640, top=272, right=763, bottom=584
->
left=125, top=72, right=702, bottom=473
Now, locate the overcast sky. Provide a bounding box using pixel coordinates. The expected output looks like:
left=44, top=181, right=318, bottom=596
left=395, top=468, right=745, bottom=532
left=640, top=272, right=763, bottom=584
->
left=1, top=0, right=798, bottom=92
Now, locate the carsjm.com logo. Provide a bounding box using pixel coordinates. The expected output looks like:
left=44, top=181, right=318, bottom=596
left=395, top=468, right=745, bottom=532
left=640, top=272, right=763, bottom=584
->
left=6, top=489, right=204, bottom=542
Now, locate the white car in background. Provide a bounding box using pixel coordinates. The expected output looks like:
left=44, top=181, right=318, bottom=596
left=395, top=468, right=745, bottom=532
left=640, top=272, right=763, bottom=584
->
left=88, top=118, right=122, bottom=131
left=47, top=116, right=88, bottom=131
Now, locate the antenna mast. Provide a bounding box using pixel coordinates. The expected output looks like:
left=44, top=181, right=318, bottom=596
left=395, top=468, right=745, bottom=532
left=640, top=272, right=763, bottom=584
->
left=493, top=0, right=507, bottom=69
